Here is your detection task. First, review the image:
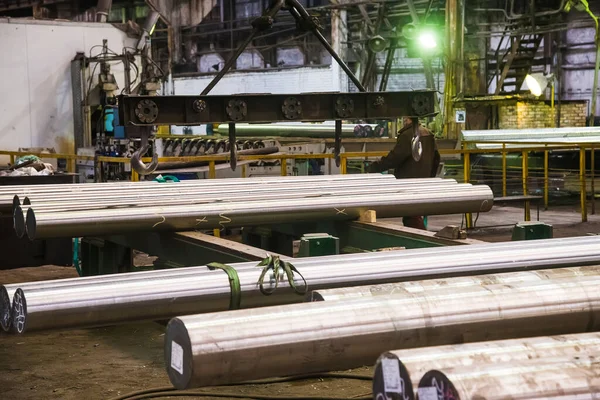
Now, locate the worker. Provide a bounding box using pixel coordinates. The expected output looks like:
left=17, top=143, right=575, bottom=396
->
left=368, top=117, right=440, bottom=230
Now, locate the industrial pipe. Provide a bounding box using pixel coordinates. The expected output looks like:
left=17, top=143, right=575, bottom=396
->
left=96, top=0, right=112, bottom=22
left=165, top=275, right=600, bottom=388
left=24, top=188, right=494, bottom=239
left=417, top=358, right=600, bottom=399
left=372, top=332, right=600, bottom=398
left=9, top=237, right=600, bottom=333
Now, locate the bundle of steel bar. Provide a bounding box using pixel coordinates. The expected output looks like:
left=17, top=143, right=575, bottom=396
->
left=164, top=275, right=600, bottom=388
left=21, top=182, right=493, bottom=239
left=9, top=177, right=456, bottom=208
left=416, top=357, right=600, bottom=399
left=2, top=174, right=398, bottom=212
left=12, top=179, right=474, bottom=236
left=7, top=239, right=597, bottom=307
left=4, top=236, right=600, bottom=334
left=372, top=332, right=600, bottom=399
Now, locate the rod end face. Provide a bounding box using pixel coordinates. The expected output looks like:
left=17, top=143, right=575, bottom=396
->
left=10, top=288, right=26, bottom=334
left=417, top=370, right=459, bottom=400
left=25, top=208, right=36, bottom=241
left=0, top=285, right=11, bottom=332
left=165, top=318, right=193, bottom=389
left=373, top=352, right=415, bottom=400
left=13, top=206, right=25, bottom=238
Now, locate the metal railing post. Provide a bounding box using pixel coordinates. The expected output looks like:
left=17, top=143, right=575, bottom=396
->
left=280, top=158, right=287, bottom=176
left=592, top=146, right=596, bottom=215
left=463, top=150, right=472, bottom=228
left=580, top=146, right=588, bottom=222
left=502, top=143, right=507, bottom=197
left=522, top=150, right=530, bottom=221
left=544, top=146, right=549, bottom=210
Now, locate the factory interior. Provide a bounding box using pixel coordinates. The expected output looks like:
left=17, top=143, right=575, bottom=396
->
left=3, top=0, right=600, bottom=399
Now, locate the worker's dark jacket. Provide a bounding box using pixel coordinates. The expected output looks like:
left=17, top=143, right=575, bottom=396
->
left=369, top=125, right=440, bottom=179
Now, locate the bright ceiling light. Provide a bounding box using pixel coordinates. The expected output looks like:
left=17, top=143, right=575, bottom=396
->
left=418, top=31, right=437, bottom=49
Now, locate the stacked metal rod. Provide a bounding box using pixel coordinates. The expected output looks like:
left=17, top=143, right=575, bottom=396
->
left=7, top=175, right=493, bottom=239
left=416, top=356, right=600, bottom=399
left=164, top=274, right=600, bottom=388
left=372, top=332, right=600, bottom=399
left=1, top=174, right=393, bottom=213
left=3, top=236, right=600, bottom=335
left=12, top=178, right=467, bottom=230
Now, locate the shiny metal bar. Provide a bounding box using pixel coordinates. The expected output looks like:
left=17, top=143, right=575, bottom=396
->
left=0, top=174, right=401, bottom=210
left=25, top=188, right=494, bottom=239
left=12, top=183, right=471, bottom=237
left=310, top=266, right=600, bottom=301
left=12, top=237, right=600, bottom=334
left=8, top=237, right=596, bottom=303
left=0, top=173, right=397, bottom=193
left=165, top=276, right=600, bottom=388
left=18, top=180, right=461, bottom=210
left=417, top=358, right=600, bottom=399
left=373, top=332, right=600, bottom=398
left=7, top=177, right=448, bottom=209
left=1, top=174, right=398, bottom=197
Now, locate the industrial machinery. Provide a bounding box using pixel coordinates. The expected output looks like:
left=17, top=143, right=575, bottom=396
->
left=118, top=0, right=437, bottom=176
left=73, top=10, right=163, bottom=182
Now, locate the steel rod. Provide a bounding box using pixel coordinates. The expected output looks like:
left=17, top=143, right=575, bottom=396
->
left=373, top=332, right=600, bottom=398
left=10, top=237, right=600, bottom=334
left=8, top=237, right=597, bottom=304
left=13, top=182, right=471, bottom=237
left=310, top=265, right=600, bottom=301
left=17, top=181, right=465, bottom=213
left=165, top=276, right=600, bottom=388
left=15, top=179, right=459, bottom=207
left=417, top=357, right=600, bottom=399
left=24, top=188, right=494, bottom=239
left=0, top=174, right=398, bottom=197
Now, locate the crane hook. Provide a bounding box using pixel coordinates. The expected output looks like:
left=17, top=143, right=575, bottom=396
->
left=131, top=143, right=159, bottom=175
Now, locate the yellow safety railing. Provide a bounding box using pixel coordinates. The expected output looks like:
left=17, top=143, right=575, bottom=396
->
left=2, top=141, right=598, bottom=227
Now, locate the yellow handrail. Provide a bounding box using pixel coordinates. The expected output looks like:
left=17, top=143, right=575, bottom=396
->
left=1, top=140, right=597, bottom=223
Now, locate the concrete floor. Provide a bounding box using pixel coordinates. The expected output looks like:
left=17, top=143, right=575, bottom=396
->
left=1, top=204, right=599, bottom=399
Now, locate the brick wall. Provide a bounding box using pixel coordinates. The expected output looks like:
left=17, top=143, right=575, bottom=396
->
left=498, top=101, right=587, bottom=129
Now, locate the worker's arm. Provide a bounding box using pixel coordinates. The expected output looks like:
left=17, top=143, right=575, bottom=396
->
left=368, top=133, right=411, bottom=173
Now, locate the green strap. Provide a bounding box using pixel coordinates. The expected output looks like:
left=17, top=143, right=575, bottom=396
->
left=153, top=175, right=180, bottom=183
left=207, top=262, right=241, bottom=310
left=256, top=254, right=308, bottom=296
